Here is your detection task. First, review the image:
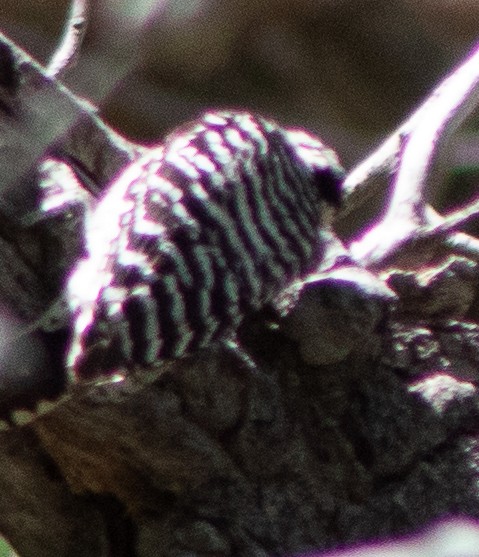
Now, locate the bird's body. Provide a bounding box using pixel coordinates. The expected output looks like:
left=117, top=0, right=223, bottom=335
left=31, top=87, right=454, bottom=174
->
left=66, top=110, right=344, bottom=382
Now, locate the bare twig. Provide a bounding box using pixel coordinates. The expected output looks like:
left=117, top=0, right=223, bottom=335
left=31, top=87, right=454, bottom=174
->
left=425, top=206, right=479, bottom=260
left=46, top=0, right=89, bottom=79
left=348, top=42, right=479, bottom=266
left=343, top=42, right=479, bottom=219
left=320, top=517, right=479, bottom=557
left=0, top=32, right=141, bottom=203
left=424, top=197, right=479, bottom=237
left=360, top=197, right=479, bottom=268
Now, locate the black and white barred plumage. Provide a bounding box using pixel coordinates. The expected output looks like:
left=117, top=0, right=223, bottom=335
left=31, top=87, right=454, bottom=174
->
left=67, top=110, right=344, bottom=381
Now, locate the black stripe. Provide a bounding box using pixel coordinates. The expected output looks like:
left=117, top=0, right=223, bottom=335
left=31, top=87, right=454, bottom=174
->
left=123, top=286, right=161, bottom=364
left=257, top=151, right=314, bottom=274
left=169, top=240, right=217, bottom=349
left=150, top=273, right=187, bottom=358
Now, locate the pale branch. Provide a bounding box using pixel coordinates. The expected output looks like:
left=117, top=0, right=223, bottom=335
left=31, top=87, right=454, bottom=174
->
left=425, top=206, right=479, bottom=260
left=351, top=197, right=479, bottom=270
left=347, top=41, right=479, bottom=266
left=350, top=192, right=479, bottom=268
left=442, top=231, right=479, bottom=260
left=46, top=0, right=89, bottom=79
left=342, top=41, right=479, bottom=216
left=319, top=518, right=479, bottom=557
left=423, top=197, right=479, bottom=237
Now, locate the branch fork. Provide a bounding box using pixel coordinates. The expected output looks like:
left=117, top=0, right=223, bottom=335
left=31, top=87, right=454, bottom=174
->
left=343, top=42, right=479, bottom=269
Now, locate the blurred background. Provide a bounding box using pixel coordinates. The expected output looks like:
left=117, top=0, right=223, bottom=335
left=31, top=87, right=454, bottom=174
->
left=1, top=0, right=479, bottom=170
left=3, top=0, right=479, bottom=238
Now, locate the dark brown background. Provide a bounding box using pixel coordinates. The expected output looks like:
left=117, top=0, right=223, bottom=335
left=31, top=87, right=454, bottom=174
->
left=2, top=0, right=478, bottom=167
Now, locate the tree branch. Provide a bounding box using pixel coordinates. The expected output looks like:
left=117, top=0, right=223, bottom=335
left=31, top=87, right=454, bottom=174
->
left=346, top=41, right=479, bottom=266
left=46, top=0, right=89, bottom=79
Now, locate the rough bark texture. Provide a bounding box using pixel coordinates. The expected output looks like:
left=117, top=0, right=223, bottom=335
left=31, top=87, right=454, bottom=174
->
left=3, top=278, right=479, bottom=557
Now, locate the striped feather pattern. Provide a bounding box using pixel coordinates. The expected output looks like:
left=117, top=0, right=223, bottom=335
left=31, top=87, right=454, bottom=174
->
left=66, top=110, right=344, bottom=381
